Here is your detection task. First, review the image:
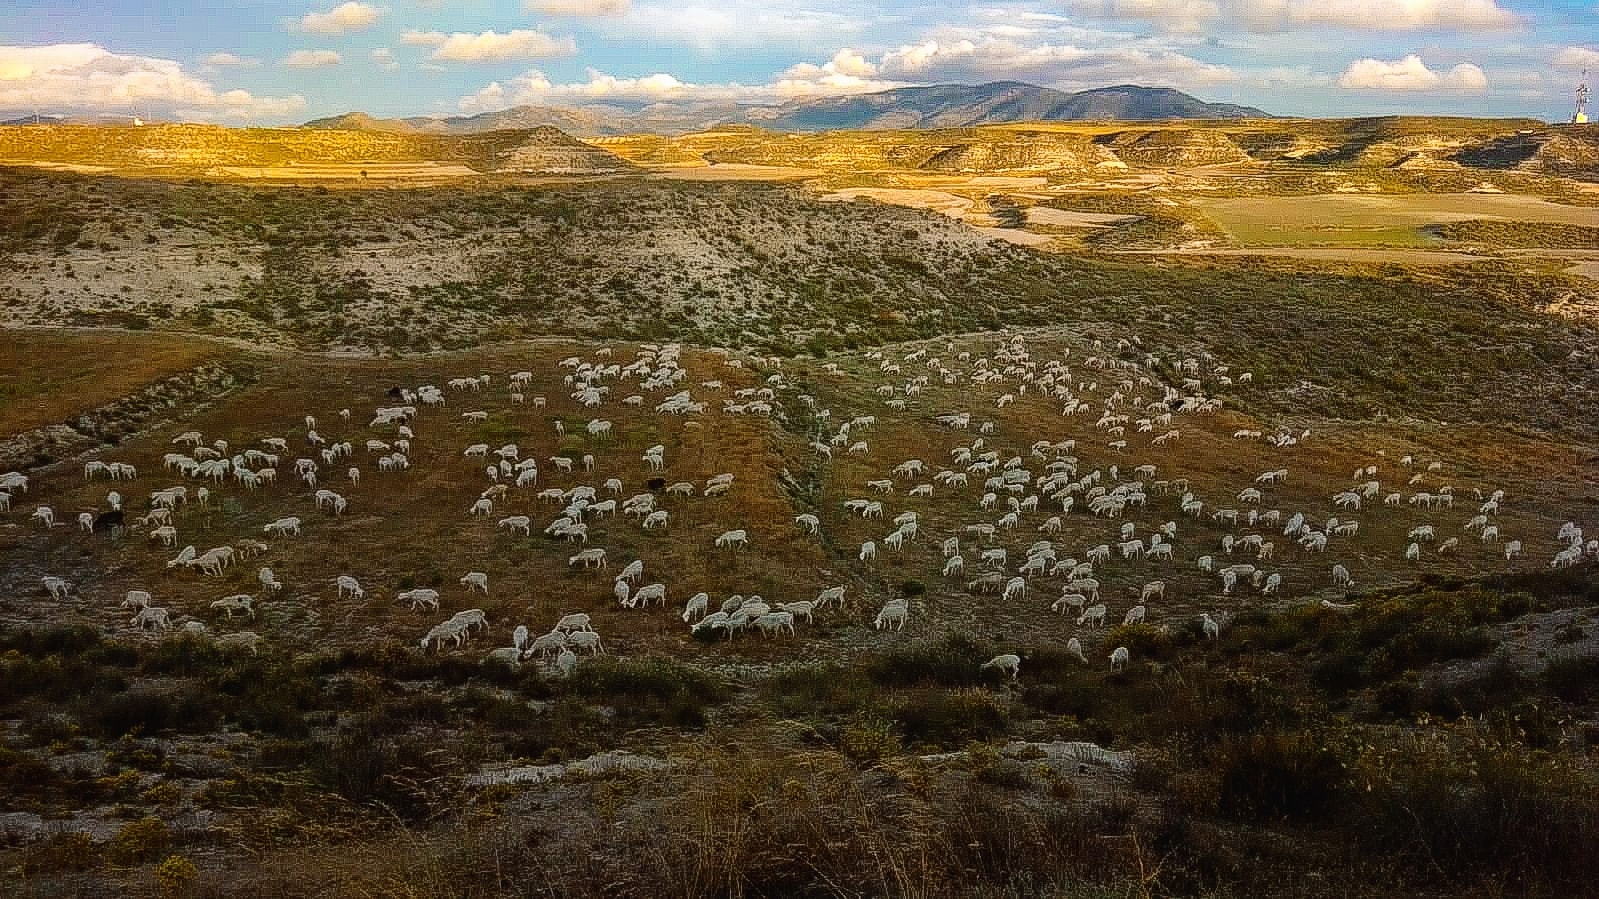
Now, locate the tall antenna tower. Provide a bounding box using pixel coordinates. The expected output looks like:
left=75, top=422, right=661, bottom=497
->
left=1574, top=70, right=1590, bottom=124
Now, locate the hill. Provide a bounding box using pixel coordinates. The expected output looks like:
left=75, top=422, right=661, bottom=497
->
left=743, top=83, right=1268, bottom=131
left=0, top=123, right=634, bottom=178
left=300, top=83, right=1269, bottom=137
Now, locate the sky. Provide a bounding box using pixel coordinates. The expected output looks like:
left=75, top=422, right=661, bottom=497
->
left=1, top=0, right=1596, bottom=124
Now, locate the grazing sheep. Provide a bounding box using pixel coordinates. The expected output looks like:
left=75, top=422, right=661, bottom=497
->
left=981, top=653, right=1021, bottom=680
left=1109, top=646, right=1130, bottom=672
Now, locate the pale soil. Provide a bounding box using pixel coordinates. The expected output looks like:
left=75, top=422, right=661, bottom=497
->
left=1197, top=192, right=1599, bottom=236
left=1107, top=247, right=1486, bottom=266
left=1025, top=207, right=1141, bottom=228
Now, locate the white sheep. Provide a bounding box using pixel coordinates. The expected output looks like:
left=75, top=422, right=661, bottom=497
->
left=1109, top=645, right=1131, bottom=672
left=980, top=654, right=1021, bottom=679
left=336, top=575, right=365, bottom=599
left=42, top=576, right=72, bottom=600
left=460, top=571, right=489, bottom=593
left=715, top=529, right=748, bottom=549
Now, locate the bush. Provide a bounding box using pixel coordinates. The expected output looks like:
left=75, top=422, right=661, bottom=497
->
left=108, top=817, right=172, bottom=866
left=1212, top=730, right=1347, bottom=823
left=867, top=634, right=990, bottom=688
left=1103, top=623, right=1175, bottom=662
left=893, top=689, right=1008, bottom=749
left=155, top=854, right=199, bottom=894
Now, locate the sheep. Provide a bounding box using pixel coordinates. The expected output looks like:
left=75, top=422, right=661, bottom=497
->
left=336, top=575, right=365, bottom=599
left=42, top=576, right=72, bottom=600
left=794, top=513, right=820, bottom=535
left=568, top=630, right=605, bottom=654
left=859, top=540, right=877, bottom=562
left=1109, top=646, right=1130, bottom=672
left=1123, top=605, right=1147, bottom=626
left=815, top=586, right=847, bottom=609
left=1002, top=577, right=1027, bottom=601
left=469, top=498, right=494, bottom=517
left=31, top=506, right=55, bottom=529
left=556, top=647, right=578, bottom=677
left=1052, top=592, right=1088, bottom=615
left=715, top=529, right=749, bottom=550
left=263, top=517, right=301, bottom=537
left=1140, top=580, right=1165, bottom=603
left=1505, top=540, right=1523, bottom=561
left=981, top=654, right=1021, bottom=680
left=210, top=594, right=256, bottom=620
left=259, top=568, right=283, bottom=592
left=614, top=580, right=633, bottom=607
left=498, top=515, right=532, bottom=536
left=1077, top=604, right=1107, bottom=628
left=635, top=583, right=667, bottom=607
left=873, top=600, right=909, bottom=631
left=683, top=592, right=710, bottom=623
left=754, top=611, right=796, bottom=637
left=399, top=588, right=444, bottom=607
left=1332, top=564, right=1354, bottom=588
left=132, top=606, right=172, bottom=631
left=216, top=632, right=262, bottom=655
left=460, top=571, right=489, bottom=594
left=555, top=612, right=593, bottom=633
left=569, top=548, right=607, bottom=569
left=529, top=630, right=568, bottom=658
left=1202, top=613, right=1220, bottom=640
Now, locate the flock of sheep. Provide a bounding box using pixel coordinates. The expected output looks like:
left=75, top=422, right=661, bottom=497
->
left=3, top=329, right=1594, bottom=684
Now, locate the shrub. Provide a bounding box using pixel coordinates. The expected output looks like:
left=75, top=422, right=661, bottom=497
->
left=1212, top=730, right=1346, bottom=823
left=893, top=689, right=1008, bottom=749
left=154, top=855, right=199, bottom=894
left=867, top=634, right=990, bottom=688
left=108, top=817, right=172, bottom=866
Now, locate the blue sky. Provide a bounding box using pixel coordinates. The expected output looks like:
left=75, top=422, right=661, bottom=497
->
left=1, top=1, right=1595, bottom=123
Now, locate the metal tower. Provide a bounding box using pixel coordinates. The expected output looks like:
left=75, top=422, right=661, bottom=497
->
left=1575, top=70, right=1590, bottom=124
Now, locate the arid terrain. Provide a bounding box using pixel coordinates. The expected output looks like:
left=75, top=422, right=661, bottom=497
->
left=2, top=118, right=1598, bottom=899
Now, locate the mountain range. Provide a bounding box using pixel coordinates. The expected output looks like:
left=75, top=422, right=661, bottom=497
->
left=303, top=82, right=1270, bottom=138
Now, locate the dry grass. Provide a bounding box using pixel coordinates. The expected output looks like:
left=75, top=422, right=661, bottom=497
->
left=0, top=331, right=223, bottom=434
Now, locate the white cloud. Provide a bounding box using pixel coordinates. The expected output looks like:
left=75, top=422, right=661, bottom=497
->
left=0, top=43, right=304, bottom=120
left=1338, top=55, right=1488, bottom=92
left=457, top=63, right=900, bottom=114
left=203, top=52, right=259, bottom=68
left=876, top=37, right=1235, bottom=88
left=603, top=3, right=863, bottom=51
left=282, top=49, right=343, bottom=68
left=400, top=29, right=576, bottom=61
left=297, top=2, right=382, bottom=35
left=1555, top=47, right=1599, bottom=71
left=371, top=47, right=399, bottom=71
left=1072, top=0, right=1520, bottom=32
left=400, top=30, right=446, bottom=47
left=527, top=0, right=630, bottom=14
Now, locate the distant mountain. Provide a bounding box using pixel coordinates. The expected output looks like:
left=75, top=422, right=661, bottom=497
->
left=301, top=82, right=1270, bottom=137
left=743, top=83, right=1269, bottom=132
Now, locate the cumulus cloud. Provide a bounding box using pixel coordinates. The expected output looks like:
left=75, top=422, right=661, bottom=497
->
left=282, top=49, right=343, bottom=68
left=527, top=0, right=630, bottom=14
left=297, top=2, right=382, bottom=35
left=0, top=43, right=304, bottom=120
left=203, top=52, right=258, bottom=68
left=371, top=47, right=399, bottom=71
left=457, top=62, right=900, bottom=114
left=400, top=29, right=576, bottom=61
left=1554, top=47, right=1599, bottom=71
left=1072, top=0, right=1519, bottom=32
left=602, top=3, right=863, bottom=51
left=1338, top=55, right=1488, bottom=92
left=876, top=37, right=1235, bottom=88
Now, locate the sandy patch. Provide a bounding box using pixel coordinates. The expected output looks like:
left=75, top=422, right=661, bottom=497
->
left=1114, top=247, right=1484, bottom=266
left=647, top=163, right=820, bottom=181
left=819, top=188, right=974, bottom=219
left=975, top=227, right=1058, bottom=247
left=1026, top=207, right=1140, bottom=228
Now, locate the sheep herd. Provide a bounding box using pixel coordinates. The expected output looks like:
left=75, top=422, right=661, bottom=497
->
left=3, top=329, right=1595, bottom=687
